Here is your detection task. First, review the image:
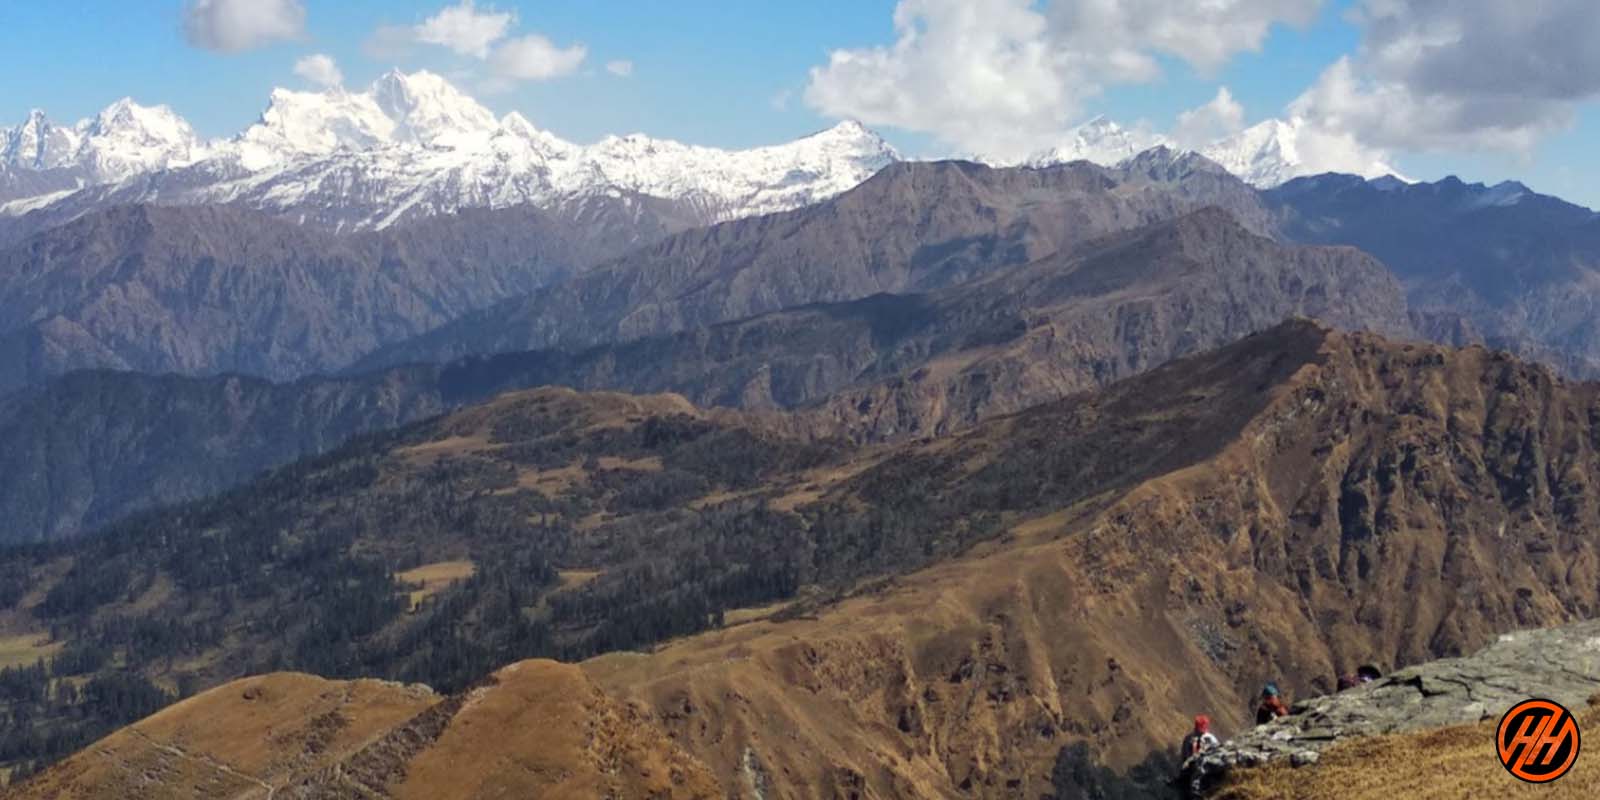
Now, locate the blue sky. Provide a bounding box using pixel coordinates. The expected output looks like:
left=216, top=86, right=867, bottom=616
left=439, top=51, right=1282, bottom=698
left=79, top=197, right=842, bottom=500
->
left=3, top=1, right=1597, bottom=206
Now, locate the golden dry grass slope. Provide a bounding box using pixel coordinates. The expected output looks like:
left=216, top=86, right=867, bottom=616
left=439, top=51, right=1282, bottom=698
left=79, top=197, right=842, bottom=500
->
left=8, top=663, right=722, bottom=800
left=17, top=320, right=1600, bottom=798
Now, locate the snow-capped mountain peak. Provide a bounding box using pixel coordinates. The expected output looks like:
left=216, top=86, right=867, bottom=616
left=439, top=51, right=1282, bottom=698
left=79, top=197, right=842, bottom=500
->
left=1025, top=116, right=1162, bottom=168
left=2, top=99, right=206, bottom=184
left=368, top=69, right=498, bottom=148
left=1019, top=114, right=1403, bottom=189
left=234, top=70, right=503, bottom=169
left=1198, top=119, right=1303, bottom=188
left=1198, top=117, right=1404, bottom=188
left=235, top=87, right=397, bottom=168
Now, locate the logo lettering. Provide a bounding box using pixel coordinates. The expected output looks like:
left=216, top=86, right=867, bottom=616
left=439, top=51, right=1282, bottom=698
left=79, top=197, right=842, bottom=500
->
left=1497, top=698, right=1581, bottom=783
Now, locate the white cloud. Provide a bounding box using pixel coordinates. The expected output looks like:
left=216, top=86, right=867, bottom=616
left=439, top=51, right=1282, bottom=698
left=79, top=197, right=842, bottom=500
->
left=393, top=2, right=588, bottom=85
left=1291, top=1, right=1600, bottom=156
left=770, top=89, right=794, bottom=112
left=490, top=35, right=588, bottom=81
left=805, top=0, right=1321, bottom=161
left=182, top=0, right=304, bottom=52
left=1171, top=87, right=1245, bottom=148
left=415, top=0, right=514, bottom=59
left=293, top=53, right=344, bottom=88
left=605, top=60, right=634, bottom=78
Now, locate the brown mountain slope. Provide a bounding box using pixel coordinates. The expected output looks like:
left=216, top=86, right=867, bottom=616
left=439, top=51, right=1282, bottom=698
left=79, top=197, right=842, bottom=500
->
left=575, top=320, right=1600, bottom=796
left=15, top=321, right=1600, bottom=797
left=7, top=663, right=722, bottom=800
left=15, top=321, right=1600, bottom=796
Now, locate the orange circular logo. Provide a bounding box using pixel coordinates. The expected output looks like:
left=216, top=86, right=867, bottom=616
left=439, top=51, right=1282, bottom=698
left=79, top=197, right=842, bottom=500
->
left=1496, top=698, right=1581, bottom=783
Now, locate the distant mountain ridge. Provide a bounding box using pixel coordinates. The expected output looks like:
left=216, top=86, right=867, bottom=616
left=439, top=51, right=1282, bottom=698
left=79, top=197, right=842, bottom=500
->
left=0, top=197, right=700, bottom=391
left=0, top=204, right=1409, bottom=542
left=359, top=152, right=1276, bottom=369
left=1266, top=172, right=1600, bottom=376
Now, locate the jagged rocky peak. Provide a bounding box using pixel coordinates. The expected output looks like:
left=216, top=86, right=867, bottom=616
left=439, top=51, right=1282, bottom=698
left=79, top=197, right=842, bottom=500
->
left=1117, top=144, right=1229, bottom=179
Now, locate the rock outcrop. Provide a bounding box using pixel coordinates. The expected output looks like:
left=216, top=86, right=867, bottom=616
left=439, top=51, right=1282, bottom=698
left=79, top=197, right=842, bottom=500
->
left=1189, top=619, right=1600, bottom=794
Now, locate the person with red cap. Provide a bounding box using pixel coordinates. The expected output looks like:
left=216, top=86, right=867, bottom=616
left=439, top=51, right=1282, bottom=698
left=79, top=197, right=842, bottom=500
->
left=1179, top=715, right=1223, bottom=798
left=1181, top=714, right=1220, bottom=761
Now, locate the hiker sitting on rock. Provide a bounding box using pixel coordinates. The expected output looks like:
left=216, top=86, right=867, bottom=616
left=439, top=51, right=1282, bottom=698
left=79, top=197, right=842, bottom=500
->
left=1181, top=714, right=1221, bottom=762
left=1256, top=682, right=1289, bottom=724
left=1178, top=715, right=1222, bottom=799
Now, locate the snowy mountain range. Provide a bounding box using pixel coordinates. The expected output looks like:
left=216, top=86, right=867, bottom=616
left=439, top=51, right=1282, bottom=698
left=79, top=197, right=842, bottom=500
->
left=1023, top=116, right=1403, bottom=188
left=0, top=70, right=900, bottom=230
left=1, top=70, right=1402, bottom=233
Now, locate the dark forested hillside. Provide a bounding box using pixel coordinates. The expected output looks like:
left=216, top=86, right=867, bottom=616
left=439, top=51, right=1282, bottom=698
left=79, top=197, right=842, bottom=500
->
left=0, top=366, right=447, bottom=540
left=0, top=388, right=862, bottom=773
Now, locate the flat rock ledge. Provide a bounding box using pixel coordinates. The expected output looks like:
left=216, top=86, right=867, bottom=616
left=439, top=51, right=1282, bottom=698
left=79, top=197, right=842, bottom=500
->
left=1188, top=619, right=1600, bottom=794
